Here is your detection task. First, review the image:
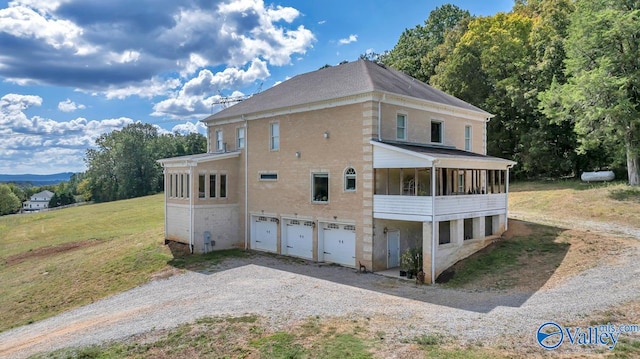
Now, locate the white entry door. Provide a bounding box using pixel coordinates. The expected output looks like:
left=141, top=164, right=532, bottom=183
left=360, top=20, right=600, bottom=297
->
left=252, top=216, right=278, bottom=252
left=320, top=223, right=356, bottom=268
left=387, top=230, right=400, bottom=268
left=283, top=219, right=314, bottom=260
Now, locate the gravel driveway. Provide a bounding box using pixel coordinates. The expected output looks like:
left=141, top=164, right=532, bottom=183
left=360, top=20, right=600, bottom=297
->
left=1, top=239, right=639, bottom=358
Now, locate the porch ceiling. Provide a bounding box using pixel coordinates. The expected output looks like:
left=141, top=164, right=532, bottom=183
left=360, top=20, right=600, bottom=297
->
left=371, top=140, right=516, bottom=170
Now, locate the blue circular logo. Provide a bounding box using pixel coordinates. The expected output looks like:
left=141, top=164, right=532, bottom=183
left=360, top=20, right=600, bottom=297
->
left=537, top=322, right=564, bottom=350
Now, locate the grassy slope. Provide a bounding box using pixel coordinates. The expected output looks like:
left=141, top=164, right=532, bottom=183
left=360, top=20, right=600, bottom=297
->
left=0, top=194, right=172, bottom=332
left=509, top=180, right=640, bottom=229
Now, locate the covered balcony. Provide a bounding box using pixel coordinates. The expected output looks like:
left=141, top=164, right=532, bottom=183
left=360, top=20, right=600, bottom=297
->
left=371, top=140, right=515, bottom=222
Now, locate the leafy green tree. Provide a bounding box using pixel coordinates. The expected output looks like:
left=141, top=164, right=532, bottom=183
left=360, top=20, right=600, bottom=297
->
left=84, top=124, right=206, bottom=202
left=0, top=184, right=21, bottom=215
left=382, top=4, right=470, bottom=82
left=539, top=0, right=640, bottom=185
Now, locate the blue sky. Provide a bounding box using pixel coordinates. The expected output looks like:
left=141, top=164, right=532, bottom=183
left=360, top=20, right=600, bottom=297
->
left=0, top=0, right=514, bottom=174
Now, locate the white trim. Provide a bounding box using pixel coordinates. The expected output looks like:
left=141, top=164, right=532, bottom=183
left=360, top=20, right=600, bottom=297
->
left=396, top=112, right=407, bottom=141
left=158, top=151, right=240, bottom=167
left=269, top=121, right=280, bottom=151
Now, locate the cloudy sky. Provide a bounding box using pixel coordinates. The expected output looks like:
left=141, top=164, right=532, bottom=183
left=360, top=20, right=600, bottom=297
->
left=0, top=0, right=513, bottom=174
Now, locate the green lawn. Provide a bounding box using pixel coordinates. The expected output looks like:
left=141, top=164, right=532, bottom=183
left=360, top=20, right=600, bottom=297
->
left=0, top=195, right=172, bottom=332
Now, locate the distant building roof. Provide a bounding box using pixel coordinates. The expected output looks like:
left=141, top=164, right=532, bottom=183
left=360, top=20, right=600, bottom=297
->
left=32, top=190, right=54, bottom=198
left=203, top=59, right=490, bottom=122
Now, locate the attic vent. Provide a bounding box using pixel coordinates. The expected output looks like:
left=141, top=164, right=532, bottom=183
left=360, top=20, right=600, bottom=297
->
left=344, top=225, right=356, bottom=231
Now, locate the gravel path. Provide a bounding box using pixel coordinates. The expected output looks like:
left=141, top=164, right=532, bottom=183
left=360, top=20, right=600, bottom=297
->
left=1, top=236, right=639, bottom=358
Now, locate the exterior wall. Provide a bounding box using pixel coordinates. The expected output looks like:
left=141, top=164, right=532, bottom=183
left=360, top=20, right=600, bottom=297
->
left=372, top=219, right=422, bottom=271
left=378, top=103, right=485, bottom=153
left=166, top=203, right=190, bottom=244
left=193, top=204, right=241, bottom=252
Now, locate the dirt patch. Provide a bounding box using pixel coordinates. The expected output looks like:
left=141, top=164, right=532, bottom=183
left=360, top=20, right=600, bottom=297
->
left=2, top=240, right=103, bottom=266
left=503, top=219, right=532, bottom=239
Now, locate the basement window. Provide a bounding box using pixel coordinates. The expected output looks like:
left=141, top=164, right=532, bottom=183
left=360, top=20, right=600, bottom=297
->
left=259, top=173, right=278, bottom=181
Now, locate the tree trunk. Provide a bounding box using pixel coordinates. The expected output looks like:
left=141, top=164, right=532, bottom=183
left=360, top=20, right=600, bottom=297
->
left=627, top=141, right=640, bottom=186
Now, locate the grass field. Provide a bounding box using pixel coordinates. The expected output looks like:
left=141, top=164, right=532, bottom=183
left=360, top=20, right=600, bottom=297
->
left=2, top=181, right=640, bottom=357
left=0, top=194, right=171, bottom=332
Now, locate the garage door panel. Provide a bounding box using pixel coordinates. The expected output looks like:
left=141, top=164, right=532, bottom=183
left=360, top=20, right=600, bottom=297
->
left=283, top=220, right=313, bottom=260
left=252, top=216, right=278, bottom=252
left=321, top=223, right=355, bottom=267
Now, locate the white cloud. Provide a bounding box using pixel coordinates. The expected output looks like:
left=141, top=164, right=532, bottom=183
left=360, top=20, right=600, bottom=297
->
left=151, top=59, right=269, bottom=119
left=0, top=93, right=134, bottom=174
left=318, top=20, right=326, bottom=25
left=338, top=34, right=358, bottom=45
left=171, top=121, right=207, bottom=135
left=58, top=98, right=85, bottom=112
left=99, top=77, right=182, bottom=100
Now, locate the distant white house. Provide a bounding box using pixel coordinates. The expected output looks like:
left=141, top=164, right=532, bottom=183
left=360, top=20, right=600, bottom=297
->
left=23, top=190, right=54, bottom=211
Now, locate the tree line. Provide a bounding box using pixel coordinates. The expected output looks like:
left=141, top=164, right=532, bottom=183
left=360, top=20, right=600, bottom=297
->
left=378, top=0, right=639, bottom=185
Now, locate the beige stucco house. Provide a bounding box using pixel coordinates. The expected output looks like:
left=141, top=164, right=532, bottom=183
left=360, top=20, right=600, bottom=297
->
left=158, top=60, right=516, bottom=283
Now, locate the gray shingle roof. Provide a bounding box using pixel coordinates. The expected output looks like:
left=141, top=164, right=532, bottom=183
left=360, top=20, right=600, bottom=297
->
left=203, top=59, right=489, bottom=122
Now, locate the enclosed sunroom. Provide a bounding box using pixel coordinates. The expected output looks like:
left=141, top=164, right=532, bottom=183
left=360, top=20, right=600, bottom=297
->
left=370, top=140, right=516, bottom=283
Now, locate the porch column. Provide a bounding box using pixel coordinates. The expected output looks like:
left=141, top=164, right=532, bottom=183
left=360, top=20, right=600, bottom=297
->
left=422, top=221, right=434, bottom=284
left=452, top=219, right=464, bottom=246
left=473, top=217, right=485, bottom=239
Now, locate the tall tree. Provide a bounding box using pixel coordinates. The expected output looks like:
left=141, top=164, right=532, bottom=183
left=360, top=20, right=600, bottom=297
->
left=0, top=184, right=21, bottom=215
left=539, top=0, right=640, bottom=185
left=382, top=4, right=470, bottom=82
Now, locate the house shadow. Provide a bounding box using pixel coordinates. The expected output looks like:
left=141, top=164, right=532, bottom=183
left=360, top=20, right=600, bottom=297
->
left=165, top=219, right=569, bottom=314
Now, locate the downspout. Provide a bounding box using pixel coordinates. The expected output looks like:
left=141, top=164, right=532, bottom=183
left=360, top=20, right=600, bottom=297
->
left=430, top=161, right=438, bottom=284
left=243, top=116, right=249, bottom=250
left=163, top=165, right=168, bottom=244
left=189, top=165, right=194, bottom=253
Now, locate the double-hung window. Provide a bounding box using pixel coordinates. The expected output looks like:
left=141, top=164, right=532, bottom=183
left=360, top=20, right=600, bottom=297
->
left=237, top=127, right=245, bottom=149
left=464, top=125, right=472, bottom=151
left=215, top=130, right=224, bottom=151
left=270, top=122, right=279, bottom=151
left=396, top=114, right=406, bottom=140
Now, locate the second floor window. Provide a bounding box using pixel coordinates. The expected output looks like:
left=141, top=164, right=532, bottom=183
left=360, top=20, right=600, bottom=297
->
left=312, top=173, right=329, bottom=202
left=465, top=125, right=472, bottom=151
left=396, top=114, right=406, bottom=140
left=237, top=127, right=245, bottom=149
left=215, top=130, right=224, bottom=151
left=270, top=122, right=279, bottom=150
left=431, top=121, right=442, bottom=143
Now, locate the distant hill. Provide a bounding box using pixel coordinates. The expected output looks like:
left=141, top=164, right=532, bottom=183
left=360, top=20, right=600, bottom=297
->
left=0, top=172, right=75, bottom=185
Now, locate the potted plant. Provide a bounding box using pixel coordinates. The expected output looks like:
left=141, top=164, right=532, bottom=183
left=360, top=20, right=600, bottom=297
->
left=400, top=247, right=422, bottom=280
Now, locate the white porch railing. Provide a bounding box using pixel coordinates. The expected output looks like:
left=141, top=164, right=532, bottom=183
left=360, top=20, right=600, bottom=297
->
left=373, top=193, right=507, bottom=221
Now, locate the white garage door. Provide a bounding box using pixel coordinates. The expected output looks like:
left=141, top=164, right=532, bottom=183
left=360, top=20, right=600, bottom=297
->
left=320, top=223, right=356, bottom=267
left=252, top=216, right=278, bottom=252
left=282, top=219, right=314, bottom=260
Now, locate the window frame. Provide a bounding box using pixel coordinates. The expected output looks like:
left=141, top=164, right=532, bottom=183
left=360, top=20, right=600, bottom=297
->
left=259, top=172, right=278, bottom=181
left=198, top=173, right=206, bottom=198
left=396, top=113, right=407, bottom=140
left=344, top=167, right=356, bottom=192
left=311, top=173, right=329, bottom=203
left=209, top=173, right=216, bottom=198
left=219, top=173, right=227, bottom=198
left=215, top=129, right=224, bottom=152
left=236, top=126, right=245, bottom=149
left=464, top=125, right=472, bottom=151
left=430, top=120, right=443, bottom=144
left=270, top=122, right=280, bottom=151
